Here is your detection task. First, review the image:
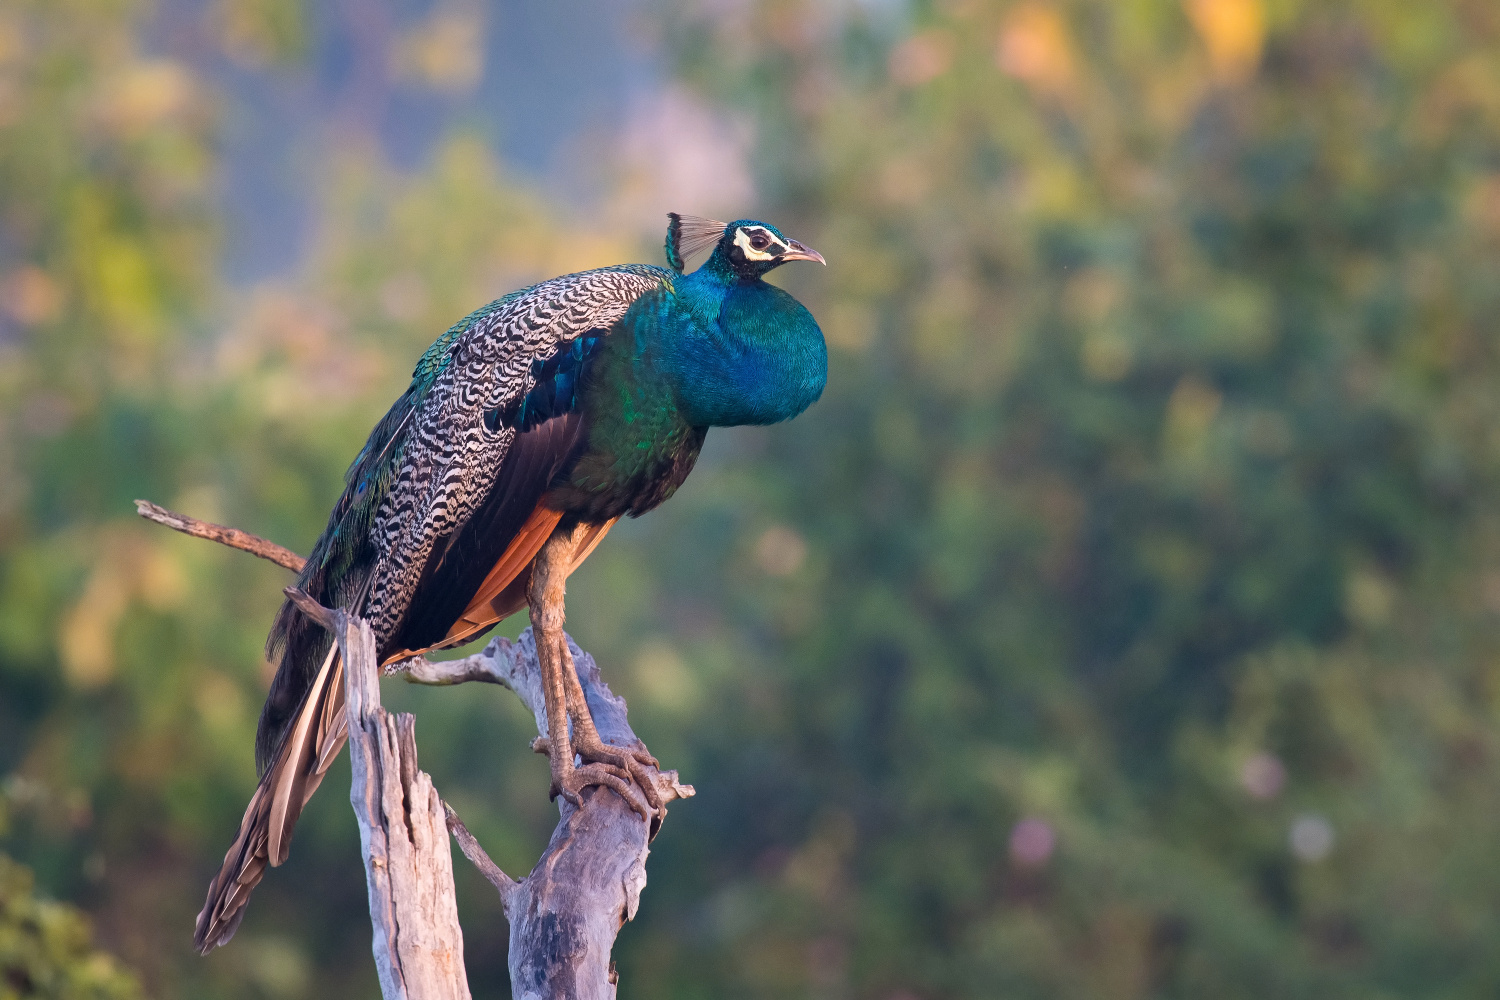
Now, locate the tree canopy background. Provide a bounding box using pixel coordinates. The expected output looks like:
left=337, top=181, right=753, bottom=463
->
left=2, top=0, right=1500, bottom=997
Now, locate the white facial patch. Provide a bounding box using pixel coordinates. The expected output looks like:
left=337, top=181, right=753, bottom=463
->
left=734, top=226, right=788, bottom=261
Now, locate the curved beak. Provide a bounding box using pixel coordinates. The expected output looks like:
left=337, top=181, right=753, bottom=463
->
left=782, top=239, right=826, bottom=265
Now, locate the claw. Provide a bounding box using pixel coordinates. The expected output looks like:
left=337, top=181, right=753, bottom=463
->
left=573, top=737, right=664, bottom=814
left=552, top=762, right=649, bottom=819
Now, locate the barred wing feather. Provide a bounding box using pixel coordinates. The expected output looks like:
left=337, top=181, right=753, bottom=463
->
left=195, top=262, right=672, bottom=954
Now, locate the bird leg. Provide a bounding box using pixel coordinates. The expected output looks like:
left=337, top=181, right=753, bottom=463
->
left=529, top=524, right=657, bottom=819
left=558, top=637, right=664, bottom=813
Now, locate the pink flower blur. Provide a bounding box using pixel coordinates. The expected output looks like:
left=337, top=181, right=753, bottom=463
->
left=1009, top=817, right=1055, bottom=867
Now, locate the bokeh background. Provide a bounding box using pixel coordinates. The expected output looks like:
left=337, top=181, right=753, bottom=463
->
left=3, top=0, right=1500, bottom=997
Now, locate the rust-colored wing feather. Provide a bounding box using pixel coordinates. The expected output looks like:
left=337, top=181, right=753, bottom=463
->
left=428, top=510, right=617, bottom=652
left=195, top=505, right=617, bottom=952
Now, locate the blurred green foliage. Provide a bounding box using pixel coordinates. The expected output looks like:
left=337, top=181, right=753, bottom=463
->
left=0, top=852, right=141, bottom=1000
left=3, top=0, right=1500, bottom=998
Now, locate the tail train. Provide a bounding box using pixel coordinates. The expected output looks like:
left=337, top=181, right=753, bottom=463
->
left=194, top=643, right=348, bottom=953
left=193, top=508, right=614, bottom=952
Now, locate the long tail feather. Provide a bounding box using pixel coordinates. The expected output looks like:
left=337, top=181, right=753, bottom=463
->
left=266, top=643, right=340, bottom=864
left=194, top=643, right=348, bottom=953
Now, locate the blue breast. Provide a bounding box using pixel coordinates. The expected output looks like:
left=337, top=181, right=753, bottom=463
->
left=666, top=281, right=828, bottom=428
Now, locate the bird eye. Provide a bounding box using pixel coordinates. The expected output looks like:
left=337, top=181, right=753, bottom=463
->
left=749, top=232, right=770, bottom=251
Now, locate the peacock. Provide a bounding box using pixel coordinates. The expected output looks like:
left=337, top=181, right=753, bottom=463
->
left=194, top=215, right=827, bottom=952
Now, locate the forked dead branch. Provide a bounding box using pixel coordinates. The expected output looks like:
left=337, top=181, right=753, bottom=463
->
left=137, top=501, right=692, bottom=1000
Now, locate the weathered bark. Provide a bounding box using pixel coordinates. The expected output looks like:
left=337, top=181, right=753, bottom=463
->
left=133, top=499, right=306, bottom=572
left=139, top=502, right=693, bottom=1000
left=405, top=632, right=694, bottom=1000
left=289, top=590, right=470, bottom=1000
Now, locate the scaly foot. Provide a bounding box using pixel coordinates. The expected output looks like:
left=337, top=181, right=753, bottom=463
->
left=535, top=734, right=664, bottom=825
left=551, top=758, right=644, bottom=817
left=572, top=734, right=663, bottom=815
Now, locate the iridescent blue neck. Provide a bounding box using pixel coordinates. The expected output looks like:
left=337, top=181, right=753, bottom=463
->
left=663, top=267, right=827, bottom=428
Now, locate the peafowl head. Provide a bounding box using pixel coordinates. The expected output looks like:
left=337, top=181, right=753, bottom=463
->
left=666, top=213, right=825, bottom=280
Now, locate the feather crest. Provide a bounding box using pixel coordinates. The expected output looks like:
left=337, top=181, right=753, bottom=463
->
left=666, top=212, right=727, bottom=273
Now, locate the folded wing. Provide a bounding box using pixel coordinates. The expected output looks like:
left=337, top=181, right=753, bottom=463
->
left=195, top=264, right=671, bottom=953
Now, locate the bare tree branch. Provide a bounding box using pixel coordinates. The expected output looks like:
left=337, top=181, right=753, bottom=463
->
left=133, top=500, right=306, bottom=572
left=393, top=654, right=508, bottom=687
left=284, top=586, right=337, bottom=630
left=323, top=599, right=471, bottom=1000
left=443, top=802, right=518, bottom=905
left=399, top=632, right=695, bottom=997
left=139, top=502, right=693, bottom=998
left=400, top=635, right=695, bottom=821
